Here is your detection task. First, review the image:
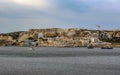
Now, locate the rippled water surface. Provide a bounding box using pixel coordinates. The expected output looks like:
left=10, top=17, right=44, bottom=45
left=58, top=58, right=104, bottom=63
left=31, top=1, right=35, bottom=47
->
left=0, top=47, right=120, bottom=75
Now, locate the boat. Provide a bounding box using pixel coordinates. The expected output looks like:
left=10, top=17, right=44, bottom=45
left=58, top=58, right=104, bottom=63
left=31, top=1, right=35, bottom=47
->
left=28, top=47, right=35, bottom=50
left=100, top=42, right=113, bottom=49
left=101, top=45, right=113, bottom=49
left=88, top=46, right=94, bottom=49
left=101, top=47, right=113, bottom=49
left=87, top=45, right=94, bottom=49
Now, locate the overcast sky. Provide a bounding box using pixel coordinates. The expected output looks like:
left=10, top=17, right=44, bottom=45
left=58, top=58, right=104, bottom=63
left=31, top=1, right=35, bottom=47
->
left=0, top=0, right=120, bottom=33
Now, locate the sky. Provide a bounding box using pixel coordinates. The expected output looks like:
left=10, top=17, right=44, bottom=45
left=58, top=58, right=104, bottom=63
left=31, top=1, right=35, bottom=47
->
left=0, top=0, right=120, bottom=33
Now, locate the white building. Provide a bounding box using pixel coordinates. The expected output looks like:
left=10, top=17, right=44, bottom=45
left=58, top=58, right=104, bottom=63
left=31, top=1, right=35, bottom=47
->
left=38, top=32, right=44, bottom=39
left=67, top=30, right=76, bottom=36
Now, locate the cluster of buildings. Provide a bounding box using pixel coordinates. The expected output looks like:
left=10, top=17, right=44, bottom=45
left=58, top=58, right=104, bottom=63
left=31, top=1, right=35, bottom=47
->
left=0, top=28, right=120, bottom=47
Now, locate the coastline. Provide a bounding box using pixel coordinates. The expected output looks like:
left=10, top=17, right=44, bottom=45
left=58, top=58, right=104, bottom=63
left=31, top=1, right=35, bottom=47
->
left=1, top=45, right=120, bottom=48
left=0, top=46, right=120, bottom=57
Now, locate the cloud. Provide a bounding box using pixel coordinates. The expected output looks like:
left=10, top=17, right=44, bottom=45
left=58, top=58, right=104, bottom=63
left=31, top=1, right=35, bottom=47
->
left=76, top=0, right=120, bottom=13
left=56, top=0, right=89, bottom=12
left=0, top=0, right=54, bottom=9
left=12, top=0, right=49, bottom=7
left=0, top=0, right=120, bottom=33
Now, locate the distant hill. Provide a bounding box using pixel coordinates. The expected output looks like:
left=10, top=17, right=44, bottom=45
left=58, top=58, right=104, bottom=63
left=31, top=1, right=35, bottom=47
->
left=0, top=28, right=119, bottom=47
left=0, top=31, right=25, bottom=39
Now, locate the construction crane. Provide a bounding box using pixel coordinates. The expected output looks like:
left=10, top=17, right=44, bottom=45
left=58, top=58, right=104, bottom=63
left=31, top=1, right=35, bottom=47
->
left=95, top=25, right=101, bottom=30
left=95, top=25, right=101, bottom=39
